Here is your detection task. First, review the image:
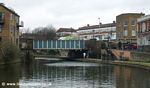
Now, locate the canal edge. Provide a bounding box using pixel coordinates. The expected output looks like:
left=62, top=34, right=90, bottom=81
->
left=74, top=58, right=150, bottom=70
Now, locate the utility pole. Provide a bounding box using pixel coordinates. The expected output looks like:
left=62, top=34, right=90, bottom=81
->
left=98, top=18, right=100, bottom=28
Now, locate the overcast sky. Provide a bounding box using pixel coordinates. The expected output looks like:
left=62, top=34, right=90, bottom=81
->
left=1, top=0, right=150, bottom=30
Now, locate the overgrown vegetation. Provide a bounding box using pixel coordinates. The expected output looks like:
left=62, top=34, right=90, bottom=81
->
left=1, top=43, right=21, bottom=63
left=124, top=61, right=150, bottom=67
left=32, top=25, right=57, bottom=40
left=48, top=50, right=60, bottom=55
left=85, top=40, right=106, bottom=58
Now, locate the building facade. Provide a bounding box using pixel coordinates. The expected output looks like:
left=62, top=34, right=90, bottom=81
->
left=137, top=15, right=150, bottom=52
left=56, top=28, right=77, bottom=37
left=116, top=13, right=144, bottom=44
left=77, top=22, right=116, bottom=41
left=0, top=3, right=23, bottom=46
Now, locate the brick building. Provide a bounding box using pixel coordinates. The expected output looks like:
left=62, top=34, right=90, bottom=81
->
left=0, top=3, right=23, bottom=46
left=116, top=13, right=144, bottom=44
left=137, top=15, right=150, bottom=52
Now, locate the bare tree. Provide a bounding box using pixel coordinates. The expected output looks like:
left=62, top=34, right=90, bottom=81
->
left=22, top=28, right=31, bottom=33
left=32, top=25, right=57, bottom=40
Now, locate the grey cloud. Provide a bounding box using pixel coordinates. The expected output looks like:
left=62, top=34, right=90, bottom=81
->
left=1, top=0, right=150, bottom=29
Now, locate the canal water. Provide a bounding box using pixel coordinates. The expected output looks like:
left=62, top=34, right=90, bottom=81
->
left=0, top=58, right=150, bottom=88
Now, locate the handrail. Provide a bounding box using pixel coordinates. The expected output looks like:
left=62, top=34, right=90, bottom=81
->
left=0, top=48, right=5, bottom=57
left=111, top=49, right=121, bottom=59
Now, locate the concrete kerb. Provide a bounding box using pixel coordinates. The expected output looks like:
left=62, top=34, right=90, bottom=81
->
left=75, top=58, right=150, bottom=70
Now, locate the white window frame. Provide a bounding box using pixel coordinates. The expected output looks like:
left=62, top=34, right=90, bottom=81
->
left=132, top=29, right=136, bottom=36
left=124, top=30, right=128, bottom=36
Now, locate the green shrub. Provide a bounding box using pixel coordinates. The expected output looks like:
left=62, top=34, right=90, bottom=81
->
left=2, top=43, right=21, bottom=62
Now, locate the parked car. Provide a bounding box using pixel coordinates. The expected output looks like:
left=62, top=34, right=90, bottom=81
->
left=124, top=44, right=137, bottom=50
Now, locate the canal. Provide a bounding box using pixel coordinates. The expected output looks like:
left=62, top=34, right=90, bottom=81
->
left=0, top=58, right=150, bottom=88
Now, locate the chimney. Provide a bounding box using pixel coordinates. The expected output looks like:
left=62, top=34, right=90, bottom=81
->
left=99, top=22, right=102, bottom=26
left=113, top=21, right=116, bottom=24
left=140, top=12, right=145, bottom=16
left=87, top=24, right=90, bottom=27
left=0, top=3, right=5, bottom=6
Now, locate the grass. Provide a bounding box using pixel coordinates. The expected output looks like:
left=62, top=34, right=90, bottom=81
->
left=123, top=61, right=150, bottom=67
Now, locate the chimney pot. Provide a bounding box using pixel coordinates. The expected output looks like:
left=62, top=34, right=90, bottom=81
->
left=113, top=21, right=116, bottom=23
left=87, top=24, right=90, bottom=26
left=99, top=22, right=102, bottom=26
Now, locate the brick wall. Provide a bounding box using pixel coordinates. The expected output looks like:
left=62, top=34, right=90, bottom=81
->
left=0, top=4, right=20, bottom=46
left=131, top=52, right=150, bottom=61
left=138, top=45, right=150, bottom=52
left=111, top=49, right=132, bottom=60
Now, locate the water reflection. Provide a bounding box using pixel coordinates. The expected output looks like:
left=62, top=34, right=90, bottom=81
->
left=0, top=59, right=150, bottom=88
left=114, top=66, right=150, bottom=88
left=20, top=61, right=116, bottom=88
left=0, top=63, right=21, bottom=88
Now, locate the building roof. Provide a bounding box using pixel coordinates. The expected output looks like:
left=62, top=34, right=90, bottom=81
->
left=20, top=33, right=35, bottom=39
left=78, top=23, right=116, bottom=30
left=0, top=3, right=19, bottom=17
left=117, top=13, right=145, bottom=17
left=57, top=28, right=76, bottom=32
left=137, top=15, right=150, bottom=22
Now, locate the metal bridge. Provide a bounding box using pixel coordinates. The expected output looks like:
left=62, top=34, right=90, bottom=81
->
left=33, top=40, right=85, bottom=50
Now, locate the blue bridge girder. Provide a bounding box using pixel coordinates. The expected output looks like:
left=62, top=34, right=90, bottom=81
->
left=33, top=40, right=85, bottom=50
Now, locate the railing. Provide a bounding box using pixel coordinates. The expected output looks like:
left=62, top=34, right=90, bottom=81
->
left=33, top=40, right=85, bottom=50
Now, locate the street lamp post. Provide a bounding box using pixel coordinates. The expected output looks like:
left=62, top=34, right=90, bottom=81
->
left=92, top=30, right=95, bottom=39
left=107, top=29, right=112, bottom=60
left=98, top=18, right=101, bottom=40
left=108, top=30, right=112, bottom=49
left=98, top=18, right=100, bottom=28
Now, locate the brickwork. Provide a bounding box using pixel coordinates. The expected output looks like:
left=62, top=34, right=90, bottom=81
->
left=0, top=4, right=20, bottom=46
left=131, top=52, right=150, bottom=61
left=111, top=49, right=131, bottom=60
left=116, top=13, right=144, bottom=43
left=111, top=49, right=150, bottom=61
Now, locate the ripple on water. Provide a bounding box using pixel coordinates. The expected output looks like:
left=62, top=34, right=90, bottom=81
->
left=45, top=61, right=100, bottom=67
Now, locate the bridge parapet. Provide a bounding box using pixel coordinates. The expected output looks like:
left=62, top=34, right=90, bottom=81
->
left=33, top=40, right=85, bottom=50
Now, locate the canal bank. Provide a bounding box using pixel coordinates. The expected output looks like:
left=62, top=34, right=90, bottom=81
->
left=1, top=58, right=150, bottom=88
left=33, top=55, right=150, bottom=70
left=0, top=43, right=22, bottom=65
left=74, top=58, right=150, bottom=70
left=0, top=59, right=21, bottom=65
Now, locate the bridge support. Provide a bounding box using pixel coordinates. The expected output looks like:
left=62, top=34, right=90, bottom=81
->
left=68, top=49, right=87, bottom=58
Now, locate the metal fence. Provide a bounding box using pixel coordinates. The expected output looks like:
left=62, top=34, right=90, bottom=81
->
left=33, top=40, right=85, bottom=50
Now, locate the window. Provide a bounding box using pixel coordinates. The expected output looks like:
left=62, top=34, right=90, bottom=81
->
left=99, top=35, right=102, bottom=40
left=0, top=12, right=4, bottom=21
left=111, top=34, right=115, bottom=37
left=15, top=16, right=19, bottom=24
left=104, top=35, right=108, bottom=39
left=10, top=26, right=14, bottom=33
left=124, top=30, right=128, bottom=36
left=142, top=22, right=146, bottom=32
left=124, top=21, right=128, bottom=26
left=10, top=14, right=14, bottom=20
left=124, top=26, right=128, bottom=30
left=84, top=36, right=87, bottom=38
left=131, top=20, right=136, bottom=26
left=148, top=36, right=150, bottom=45
left=146, top=21, right=149, bottom=31
left=132, top=29, right=136, bottom=36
